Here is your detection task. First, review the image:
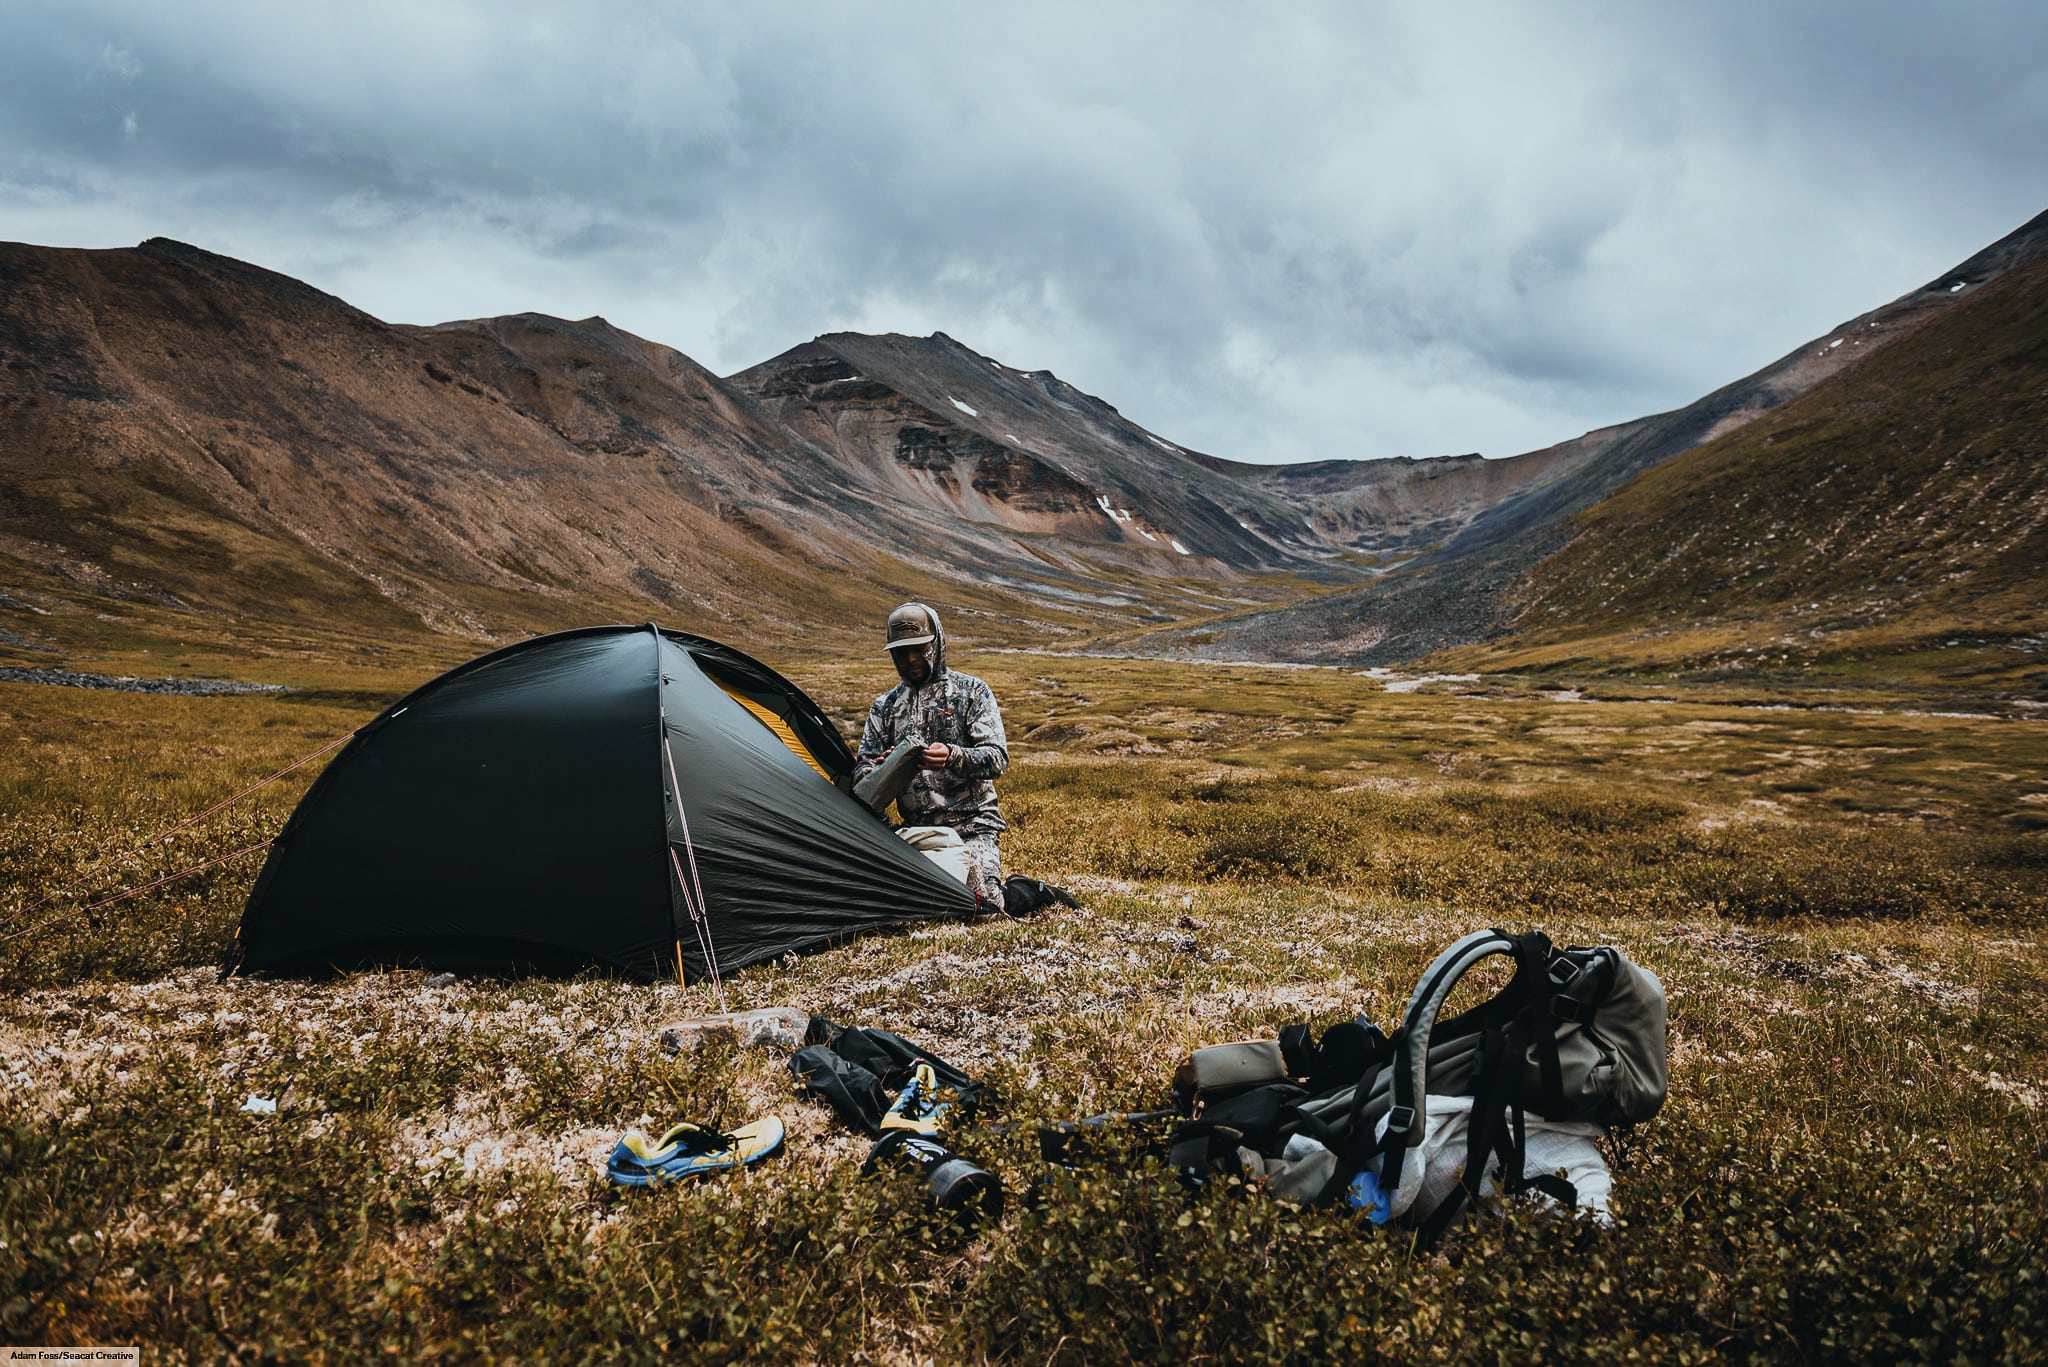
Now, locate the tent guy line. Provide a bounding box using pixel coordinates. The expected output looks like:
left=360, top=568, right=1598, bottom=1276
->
left=2, top=727, right=358, bottom=928
left=0, top=839, right=273, bottom=947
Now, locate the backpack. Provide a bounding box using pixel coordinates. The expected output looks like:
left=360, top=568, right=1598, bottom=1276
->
left=1365, top=929, right=1666, bottom=1242
left=1171, top=929, right=1668, bottom=1242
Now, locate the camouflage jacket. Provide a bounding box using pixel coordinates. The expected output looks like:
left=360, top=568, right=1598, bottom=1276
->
left=853, top=669, right=1008, bottom=836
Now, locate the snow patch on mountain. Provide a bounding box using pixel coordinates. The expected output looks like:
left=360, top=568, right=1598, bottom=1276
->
left=1096, top=494, right=1134, bottom=525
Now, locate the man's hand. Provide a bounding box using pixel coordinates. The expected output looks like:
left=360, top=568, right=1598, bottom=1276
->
left=919, top=743, right=952, bottom=770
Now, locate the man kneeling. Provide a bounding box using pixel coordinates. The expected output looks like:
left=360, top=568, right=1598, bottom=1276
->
left=853, top=602, right=1010, bottom=910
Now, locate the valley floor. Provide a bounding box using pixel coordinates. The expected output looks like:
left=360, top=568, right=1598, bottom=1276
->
left=3, top=657, right=2044, bottom=1363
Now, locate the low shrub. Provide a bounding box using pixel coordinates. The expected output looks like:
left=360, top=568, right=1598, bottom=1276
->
left=6, top=672, right=2047, bottom=1361
left=1176, top=804, right=1363, bottom=880
left=17, top=1067, right=2036, bottom=1365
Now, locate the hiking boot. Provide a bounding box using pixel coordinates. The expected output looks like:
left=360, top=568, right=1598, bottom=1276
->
left=606, top=1117, right=785, bottom=1186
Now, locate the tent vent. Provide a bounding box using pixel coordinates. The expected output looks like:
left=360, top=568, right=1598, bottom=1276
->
left=717, top=683, right=835, bottom=783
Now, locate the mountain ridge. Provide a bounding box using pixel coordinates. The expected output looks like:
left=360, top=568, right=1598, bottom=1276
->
left=1101, top=207, right=2048, bottom=673
left=3, top=238, right=1525, bottom=659
left=3, top=209, right=2043, bottom=685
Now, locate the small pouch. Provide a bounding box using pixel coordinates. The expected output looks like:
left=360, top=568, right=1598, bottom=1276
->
left=855, top=738, right=926, bottom=813
left=1188, top=1039, right=1289, bottom=1095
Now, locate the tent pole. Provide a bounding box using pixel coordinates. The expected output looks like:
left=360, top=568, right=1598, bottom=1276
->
left=655, top=630, right=727, bottom=1008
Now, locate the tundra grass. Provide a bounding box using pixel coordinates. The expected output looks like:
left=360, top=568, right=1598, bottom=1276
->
left=2, top=660, right=2044, bottom=1363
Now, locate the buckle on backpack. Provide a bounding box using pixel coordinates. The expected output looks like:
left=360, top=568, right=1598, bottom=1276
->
left=1547, top=955, right=1579, bottom=989
left=1385, top=1105, right=1416, bottom=1138
left=1550, top=993, right=1597, bottom=1025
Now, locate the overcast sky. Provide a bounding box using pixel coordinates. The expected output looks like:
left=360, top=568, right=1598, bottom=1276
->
left=4, top=2, right=2043, bottom=464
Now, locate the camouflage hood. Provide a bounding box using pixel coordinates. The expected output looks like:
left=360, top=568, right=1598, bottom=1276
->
left=887, top=601, right=947, bottom=686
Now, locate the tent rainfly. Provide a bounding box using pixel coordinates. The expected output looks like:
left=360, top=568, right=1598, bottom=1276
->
left=230, top=624, right=978, bottom=982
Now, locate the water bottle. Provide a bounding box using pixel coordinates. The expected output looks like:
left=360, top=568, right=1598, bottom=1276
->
left=863, top=1132, right=1004, bottom=1222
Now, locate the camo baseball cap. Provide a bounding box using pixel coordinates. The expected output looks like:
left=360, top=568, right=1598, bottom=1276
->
left=884, top=603, right=938, bottom=653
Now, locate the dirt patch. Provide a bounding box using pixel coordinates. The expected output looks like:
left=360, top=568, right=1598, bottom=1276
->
left=1664, top=926, right=1979, bottom=1006
left=1696, top=798, right=1791, bottom=830
left=1334, top=776, right=1424, bottom=794
left=1023, top=718, right=1163, bottom=754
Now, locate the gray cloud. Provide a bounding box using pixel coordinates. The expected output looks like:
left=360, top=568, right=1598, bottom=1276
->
left=3, top=0, right=2043, bottom=463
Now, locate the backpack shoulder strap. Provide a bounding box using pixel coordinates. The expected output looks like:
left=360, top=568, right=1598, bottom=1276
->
left=1378, top=929, right=1518, bottom=1194
left=1510, top=931, right=1571, bottom=1117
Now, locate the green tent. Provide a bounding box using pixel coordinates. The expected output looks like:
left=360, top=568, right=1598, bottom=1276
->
left=231, top=624, right=977, bottom=981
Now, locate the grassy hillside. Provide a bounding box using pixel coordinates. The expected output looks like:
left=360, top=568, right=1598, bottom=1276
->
left=1091, top=212, right=2048, bottom=677
left=1453, top=257, right=2048, bottom=693
left=1, top=241, right=1321, bottom=668
left=10, top=229, right=2047, bottom=691
left=8, top=244, right=1384, bottom=680
left=3, top=657, right=2044, bottom=1361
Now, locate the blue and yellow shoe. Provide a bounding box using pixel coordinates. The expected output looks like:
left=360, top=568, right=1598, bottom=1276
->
left=606, top=1117, right=785, bottom=1186
left=880, top=1061, right=950, bottom=1136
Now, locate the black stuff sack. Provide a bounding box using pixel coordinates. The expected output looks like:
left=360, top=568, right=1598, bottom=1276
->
left=789, top=1017, right=986, bottom=1136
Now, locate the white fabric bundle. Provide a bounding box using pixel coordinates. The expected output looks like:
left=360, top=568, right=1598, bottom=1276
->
left=896, top=825, right=970, bottom=886
left=1376, top=1094, right=1614, bottom=1226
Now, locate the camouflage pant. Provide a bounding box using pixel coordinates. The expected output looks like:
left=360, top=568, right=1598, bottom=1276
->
left=961, top=833, right=1003, bottom=911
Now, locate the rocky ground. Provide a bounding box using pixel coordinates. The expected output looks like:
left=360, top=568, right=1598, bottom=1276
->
left=0, top=666, right=284, bottom=695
